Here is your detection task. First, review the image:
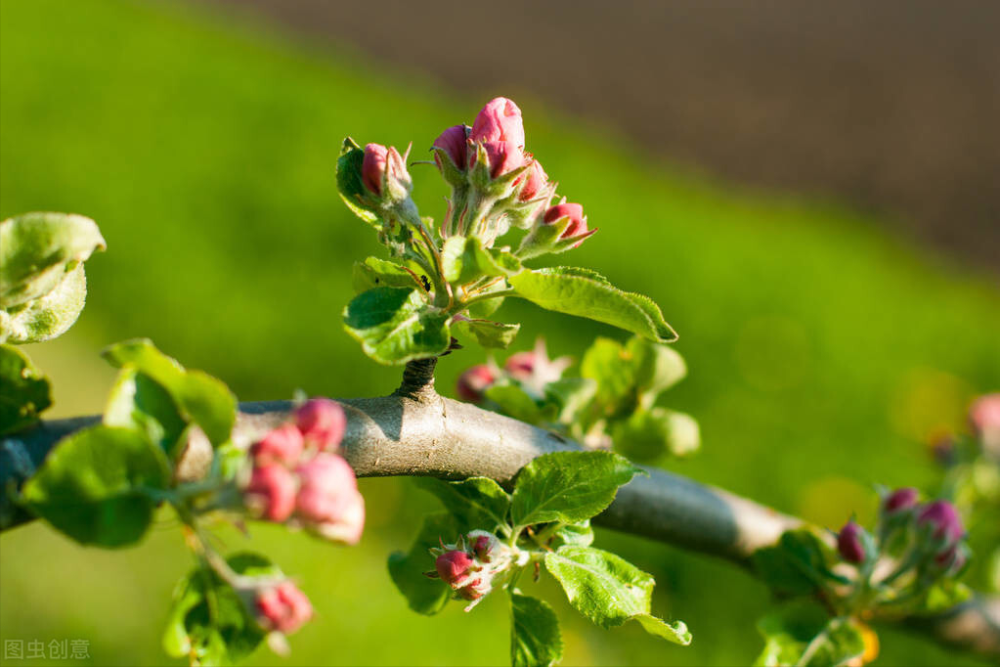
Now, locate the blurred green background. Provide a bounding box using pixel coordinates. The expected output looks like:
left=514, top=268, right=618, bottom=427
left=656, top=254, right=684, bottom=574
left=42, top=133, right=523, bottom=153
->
left=1, top=1, right=998, bottom=665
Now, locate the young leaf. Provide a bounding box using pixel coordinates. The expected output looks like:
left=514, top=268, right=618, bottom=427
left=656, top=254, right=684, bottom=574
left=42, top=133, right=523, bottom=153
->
left=415, top=477, right=511, bottom=533
left=21, top=425, right=169, bottom=547
left=352, top=256, right=426, bottom=293
left=163, top=553, right=275, bottom=664
left=0, top=344, right=51, bottom=435
left=755, top=604, right=864, bottom=667
left=510, top=592, right=563, bottom=667
left=633, top=614, right=692, bottom=646
left=102, top=339, right=237, bottom=447
left=752, top=529, right=835, bottom=598
left=442, top=236, right=520, bottom=286
left=336, top=137, right=379, bottom=226
left=0, top=212, right=105, bottom=308
left=551, top=520, right=595, bottom=548
left=612, top=407, right=700, bottom=462
left=453, top=318, right=520, bottom=349
left=104, top=369, right=187, bottom=457
left=510, top=451, right=642, bottom=529
left=544, top=546, right=652, bottom=627
left=343, top=287, right=451, bottom=365
left=544, top=378, right=597, bottom=425
left=581, top=337, right=640, bottom=418
left=508, top=268, right=677, bottom=343
left=387, top=512, right=458, bottom=615
left=626, top=337, right=687, bottom=405
left=0, top=264, right=87, bottom=344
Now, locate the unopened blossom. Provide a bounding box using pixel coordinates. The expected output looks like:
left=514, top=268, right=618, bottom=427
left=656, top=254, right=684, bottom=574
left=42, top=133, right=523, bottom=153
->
left=361, top=143, right=412, bottom=202
left=517, top=160, right=548, bottom=202
left=245, top=464, right=297, bottom=522
left=917, top=500, right=964, bottom=549
left=435, top=550, right=476, bottom=587
left=543, top=202, right=591, bottom=245
left=256, top=581, right=313, bottom=635
left=504, top=338, right=572, bottom=396
left=837, top=520, right=868, bottom=564
left=251, top=423, right=304, bottom=466
left=470, top=97, right=525, bottom=148
left=294, top=453, right=365, bottom=545
left=433, top=124, right=469, bottom=172
left=295, top=398, right=346, bottom=452
left=970, top=393, right=1000, bottom=456
left=476, top=139, right=524, bottom=178
left=882, top=487, right=919, bottom=515
left=456, top=364, right=496, bottom=403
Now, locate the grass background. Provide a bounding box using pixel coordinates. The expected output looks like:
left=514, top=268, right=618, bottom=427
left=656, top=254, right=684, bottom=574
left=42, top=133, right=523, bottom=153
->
left=1, top=1, right=998, bottom=665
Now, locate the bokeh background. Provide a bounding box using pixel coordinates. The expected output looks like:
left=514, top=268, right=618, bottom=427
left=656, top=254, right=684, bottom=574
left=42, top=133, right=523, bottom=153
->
left=1, top=1, right=998, bottom=665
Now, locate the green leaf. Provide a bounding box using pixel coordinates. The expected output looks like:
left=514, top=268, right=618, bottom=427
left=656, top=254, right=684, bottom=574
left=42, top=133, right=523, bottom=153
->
left=544, top=546, right=652, bottom=627
left=467, top=280, right=508, bottom=319
left=510, top=451, right=641, bottom=528
left=581, top=338, right=639, bottom=418
left=756, top=605, right=865, bottom=667
left=544, top=378, right=597, bottom=424
left=442, top=236, right=520, bottom=286
left=0, top=212, right=105, bottom=308
left=453, top=318, right=520, bottom=349
left=163, top=553, right=275, bottom=665
left=387, top=512, right=456, bottom=615
left=343, top=287, right=451, bottom=365
left=484, top=383, right=550, bottom=425
left=0, top=264, right=87, bottom=344
left=352, top=256, right=426, bottom=293
left=336, top=137, right=379, bottom=226
left=415, top=477, right=511, bottom=533
left=626, top=337, right=687, bottom=405
left=104, top=369, right=187, bottom=458
left=21, top=425, right=169, bottom=547
left=752, top=529, right=834, bottom=598
left=508, top=268, right=677, bottom=343
left=102, top=339, right=237, bottom=447
left=633, top=614, right=692, bottom=646
left=552, top=520, right=595, bottom=548
left=612, top=407, right=700, bottom=462
left=510, top=592, right=563, bottom=667
left=0, top=344, right=51, bottom=435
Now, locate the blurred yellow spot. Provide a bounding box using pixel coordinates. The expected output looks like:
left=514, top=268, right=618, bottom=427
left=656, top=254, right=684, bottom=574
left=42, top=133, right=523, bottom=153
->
left=860, top=622, right=880, bottom=664
left=798, top=476, right=876, bottom=528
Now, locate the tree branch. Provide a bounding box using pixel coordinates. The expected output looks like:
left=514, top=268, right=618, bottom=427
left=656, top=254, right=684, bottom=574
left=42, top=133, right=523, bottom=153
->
left=1, top=388, right=997, bottom=661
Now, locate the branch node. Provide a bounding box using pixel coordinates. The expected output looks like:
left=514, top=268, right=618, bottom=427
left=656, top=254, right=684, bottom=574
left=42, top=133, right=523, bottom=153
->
left=394, top=356, right=439, bottom=402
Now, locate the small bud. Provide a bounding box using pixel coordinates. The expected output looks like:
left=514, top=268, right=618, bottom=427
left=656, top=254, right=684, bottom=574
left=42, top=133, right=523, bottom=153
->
left=882, top=487, right=919, bottom=515
left=433, top=124, right=469, bottom=173
left=295, top=398, right=347, bottom=452
left=970, top=393, right=1000, bottom=457
left=436, top=550, right=475, bottom=587
left=456, top=364, right=496, bottom=403
left=470, top=97, right=525, bottom=148
left=361, top=143, right=414, bottom=204
left=517, top=160, right=548, bottom=203
left=251, top=423, right=304, bottom=466
left=468, top=530, right=498, bottom=562
left=917, top=500, right=964, bottom=549
left=245, top=464, right=297, bottom=522
left=477, top=140, right=525, bottom=178
left=295, top=453, right=365, bottom=545
left=543, top=202, right=591, bottom=246
left=362, top=143, right=388, bottom=196
left=837, top=520, right=868, bottom=564
left=256, top=581, right=313, bottom=635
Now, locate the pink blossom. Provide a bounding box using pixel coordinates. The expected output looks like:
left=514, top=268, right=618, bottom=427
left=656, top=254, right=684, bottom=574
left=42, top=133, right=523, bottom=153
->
left=456, top=365, right=496, bottom=403
left=256, top=581, right=313, bottom=635
left=361, top=143, right=388, bottom=196
left=245, top=464, right=297, bottom=522
left=436, top=550, right=475, bottom=587
left=883, top=487, right=919, bottom=515
left=917, top=500, right=964, bottom=547
left=476, top=140, right=524, bottom=178
left=433, top=124, right=469, bottom=171
left=470, top=97, right=525, bottom=148
left=295, top=398, right=346, bottom=452
left=518, top=160, right=547, bottom=201
left=504, top=351, right=536, bottom=382
left=295, top=453, right=365, bottom=545
left=251, top=423, right=304, bottom=466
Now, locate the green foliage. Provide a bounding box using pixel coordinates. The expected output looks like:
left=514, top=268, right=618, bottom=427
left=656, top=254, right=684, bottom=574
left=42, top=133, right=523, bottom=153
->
left=103, top=339, right=236, bottom=448
left=387, top=512, right=458, bottom=615
left=509, top=268, right=677, bottom=344
left=343, top=287, right=451, bottom=364
left=755, top=603, right=865, bottom=667
left=510, top=451, right=642, bottom=529
left=453, top=317, right=521, bottom=349
left=0, top=212, right=104, bottom=343
left=752, top=529, right=839, bottom=598
left=414, top=477, right=511, bottom=534
left=163, top=553, right=275, bottom=666
left=441, top=236, right=520, bottom=285
left=0, top=343, right=51, bottom=435
left=21, top=425, right=169, bottom=546
left=509, top=592, right=563, bottom=667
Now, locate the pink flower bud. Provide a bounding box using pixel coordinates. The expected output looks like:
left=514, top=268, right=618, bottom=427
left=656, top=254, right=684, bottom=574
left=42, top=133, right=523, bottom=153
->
left=256, top=581, right=313, bottom=635
left=470, top=532, right=495, bottom=562
left=970, top=393, right=1000, bottom=455
left=470, top=97, right=525, bottom=148
left=295, top=398, right=346, bottom=452
left=433, top=125, right=469, bottom=171
left=917, top=500, right=964, bottom=547
left=883, top=487, right=919, bottom=515
left=362, top=143, right=388, bottom=196
left=517, top=160, right=547, bottom=202
left=436, top=550, right=475, bottom=587
left=295, top=453, right=365, bottom=545
left=458, top=578, right=485, bottom=601
left=543, top=202, right=591, bottom=246
left=837, top=520, right=867, bottom=564
left=456, top=365, right=496, bottom=403
left=245, top=464, right=297, bottom=522
left=505, top=352, right=536, bottom=382
left=251, top=423, right=304, bottom=466
left=477, top=140, right=524, bottom=178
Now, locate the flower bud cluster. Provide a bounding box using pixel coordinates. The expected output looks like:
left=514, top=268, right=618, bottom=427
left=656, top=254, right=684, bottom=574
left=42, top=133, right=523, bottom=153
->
left=242, top=398, right=365, bottom=545
left=428, top=530, right=523, bottom=611
left=455, top=338, right=572, bottom=404
left=254, top=580, right=314, bottom=636
left=871, top=488, right=969, bottom=579
left=432, top=97, right=594, bottom=253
